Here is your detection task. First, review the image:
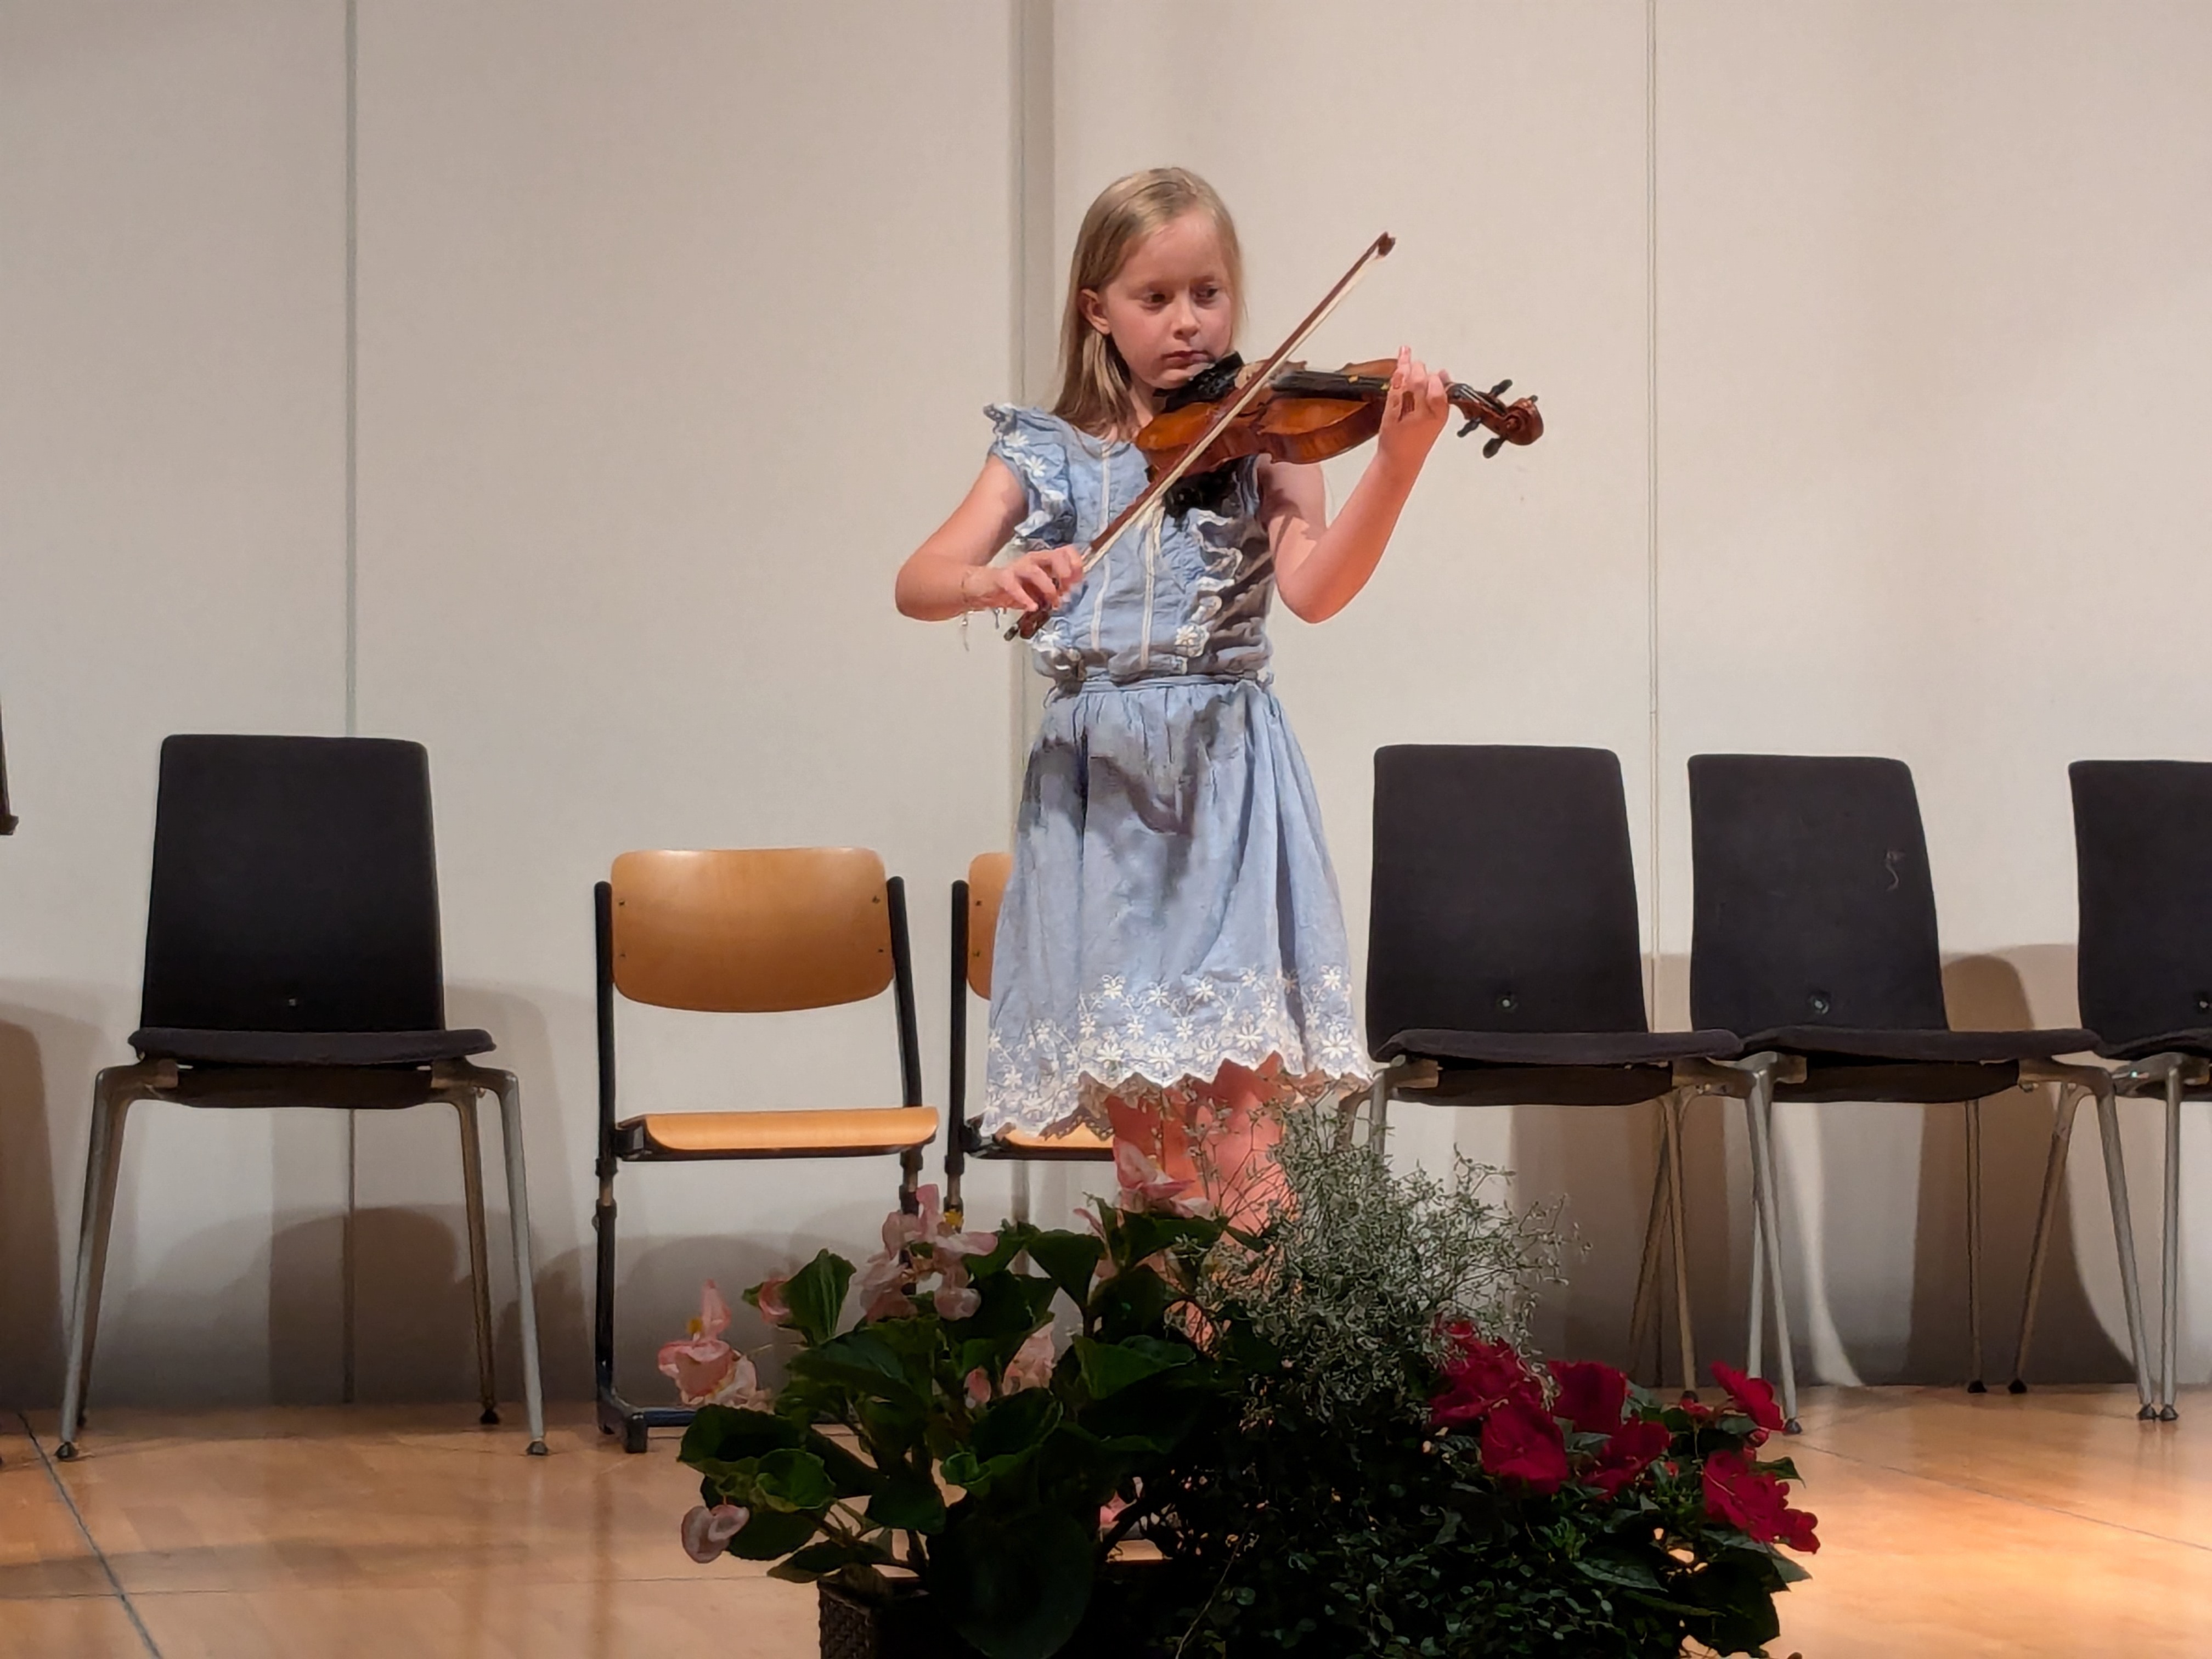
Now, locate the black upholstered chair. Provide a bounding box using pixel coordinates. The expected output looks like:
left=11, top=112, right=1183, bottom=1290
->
left=941, top=854, right=1111, bottom=1229
left=593, top=848, right=936, bottom=1452
left=1688, top=754, right=2151, bottom=1427
left=2037, top=760, right=2212, bottom=1418
left=59, top=736, right=546, bottom=1458
left=1366, top=746, right=1741, bottom=1393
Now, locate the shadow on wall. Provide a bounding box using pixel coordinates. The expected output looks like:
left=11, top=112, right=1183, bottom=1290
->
left=0, top=1000, right=105, bottom=1409
left=1483, top=948, right=2135, bottom=1389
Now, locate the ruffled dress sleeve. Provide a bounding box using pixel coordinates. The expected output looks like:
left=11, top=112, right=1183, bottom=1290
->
left=985, top=404, right=1077, bottom=552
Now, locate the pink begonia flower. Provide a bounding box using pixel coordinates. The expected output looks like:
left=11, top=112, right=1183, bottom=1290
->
left=1113, top=1142, right=1215, bottom=1219
left=934, top=1284, right=983, bottom=1320
left=856, top=1250, right=917, bottom=1322
left=680, top=1502, right=752, bottom=1563
left=1098, top=1492, right=1130, bottom=1533
left=753, top=1274, right=792, bottom=1327
left=658, top=1282, right=740, bottom=1404
left=964, top=1367, right=993, bottom=1407
left=1003, top=1326, right=1056, bottom=1393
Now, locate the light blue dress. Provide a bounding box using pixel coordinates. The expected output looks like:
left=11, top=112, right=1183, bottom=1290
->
left=980, top=405, right=1369, bottom=1137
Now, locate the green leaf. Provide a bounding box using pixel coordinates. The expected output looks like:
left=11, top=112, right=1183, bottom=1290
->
left=1756, top=1454, right=1804, bottom=1483
left=1114, top=1211, right=1222, bottom=1266
left=803, top=1429, right=884, bottom=1498
left=677, top=1406, right=799, bottom=1472
left=725, top=1503, right=820, bottom=1560
left=765, top=1538, right=888, bottom=1583
left=1090, top=1265, right=1174, bottom=1342
left=932, top=1509, right=1097, bottom=1659
left=865, top=1465, right=949, bottom=1534
left=791, top=1329, right=928, bottom=1409
left=1573, top=1553, right=1663, bottom=1592
left=1024, top=1230, right=1105, bottom=1309
left=782, top=1249, right=855, bottom=1348
left=754, top=1447, right=837, bottom=1511
left=970, top=1388, right=1062, bottom=1462
left=946, top=1269, right=1056, bottom=1341
left=1073, top=1335, right=1194, bottom=1400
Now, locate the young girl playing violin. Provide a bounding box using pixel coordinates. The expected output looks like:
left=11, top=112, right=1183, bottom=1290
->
left=896, top=167, right=1456, bottom=1220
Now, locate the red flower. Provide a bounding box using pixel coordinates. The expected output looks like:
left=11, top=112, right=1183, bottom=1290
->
left=1701, top=1449, right=1820, bottom=1553
left=1675, top=1391, right=1714, bottom=1424
left=1547, top=1359, right=1629, bottom=1434
left=1586, top=1417, right=1672, bottom=1498
left=1430, top=1330, right=1543, bottom=1429
left=1710, top=1362, right=1786, bottom=1434
left=1479, top=1399, right=1570, bottom=1493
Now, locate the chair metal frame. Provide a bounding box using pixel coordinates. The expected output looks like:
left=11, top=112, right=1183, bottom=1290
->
left=942, top=858, right=1111, bottom=1229
left=59, top=1058, right=546, bottom=1458
left=1686, top=754, right=2154, bottom=1431
left=1363, top=746, right=1745, bottom=1399
left=591, top=866, right=928, bottom=1453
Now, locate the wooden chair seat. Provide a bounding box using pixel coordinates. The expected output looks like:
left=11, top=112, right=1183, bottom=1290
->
left=973, top=1124, right=1114, bottom=1160
left=616, top=1105, right=938, bottom=1160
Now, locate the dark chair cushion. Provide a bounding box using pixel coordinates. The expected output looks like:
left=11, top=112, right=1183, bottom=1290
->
left=1737, top=1025, right=2095, bottom=1064
left=1776, top=1058, right=2018, bottom=1104
left=131, top=1028, right=494, bottom=1066
left=1424, top=1064, right=1680, bottom=1108
left=2096, top=1026, right=2212, bottom=1063
left=1377, top=1027, right=1740, bottom=1068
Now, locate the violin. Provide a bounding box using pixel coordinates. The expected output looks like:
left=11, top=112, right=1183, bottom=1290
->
left=1137, top=353, right=1543, bottom=486
left=1008, top=232, right=1543, bottom=641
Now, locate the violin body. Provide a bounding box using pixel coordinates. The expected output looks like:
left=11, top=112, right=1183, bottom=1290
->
left=1135, top=356, right=1543, bottom=484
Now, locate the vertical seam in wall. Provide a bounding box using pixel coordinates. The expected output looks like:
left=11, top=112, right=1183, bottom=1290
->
left=342, top=0, right=359, bottom=1406
left=1007, top=0, right=1053, bottom=821
left=1644, top=0, right=1662, bottom=1012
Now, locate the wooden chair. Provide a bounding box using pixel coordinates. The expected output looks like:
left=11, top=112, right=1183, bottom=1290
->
left=591, top=848, right=933, bottom=1452
left=943, top=853, right=1110, bottom=1227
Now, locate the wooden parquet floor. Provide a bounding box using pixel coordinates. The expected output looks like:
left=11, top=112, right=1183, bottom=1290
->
left=3, top=1387, right=2205, bottom=1656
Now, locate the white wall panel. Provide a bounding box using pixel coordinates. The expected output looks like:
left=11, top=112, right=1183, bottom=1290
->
left=351, top=1, right=1020, bottom=1397
left=1658, top=0, right=2212, bottom=1383
left=0, top=2, right=348, bottom=1405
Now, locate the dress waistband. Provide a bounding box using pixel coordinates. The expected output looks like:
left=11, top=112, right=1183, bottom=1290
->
left=1050, top=669, right=1268, bottom=698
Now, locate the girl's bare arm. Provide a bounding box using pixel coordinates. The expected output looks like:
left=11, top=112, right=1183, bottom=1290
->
left=896, top=457, right=1084, bottom=620
left=1265, top=348, right=1453, bottom=624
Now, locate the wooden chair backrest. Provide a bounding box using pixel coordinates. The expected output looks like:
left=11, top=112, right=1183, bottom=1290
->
left=610, top=848, right=893, bottom=1013
left=964, top=853, right=1012, bottom=1000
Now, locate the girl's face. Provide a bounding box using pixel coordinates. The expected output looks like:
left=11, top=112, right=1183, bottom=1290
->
left=1079, top=211, right=1235, bottom=400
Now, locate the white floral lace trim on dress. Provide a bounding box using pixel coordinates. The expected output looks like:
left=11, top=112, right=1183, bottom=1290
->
left=985, top=964, right=1372, bottom=1138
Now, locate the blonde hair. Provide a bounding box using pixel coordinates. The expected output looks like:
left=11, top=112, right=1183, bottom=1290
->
left=1051, top=167, right=1245, bottom=437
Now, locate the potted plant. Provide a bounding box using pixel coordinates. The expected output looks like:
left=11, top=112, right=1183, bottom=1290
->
left=667, top=1111, right=1818, bottom=1658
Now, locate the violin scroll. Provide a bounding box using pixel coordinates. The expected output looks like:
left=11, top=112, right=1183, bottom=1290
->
left=1449, top=377, right=1543, bottom=458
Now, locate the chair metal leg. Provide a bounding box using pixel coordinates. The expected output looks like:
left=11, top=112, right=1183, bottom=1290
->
left=488, top=1072, right=548, bottom=1455
left=1746, top=1184, right=1766, bottom=1382
left=1966, top=1096, right=1987, bottom=1393
left=1742, top=1070, right=1801, bottom=1431
left=2091, top=1086, right=2158, bottom=1417
left=2162, top=1065, right=2182, bottom=1419
left=1663, top=1092, right=1698, bottom=1396
left=456, top=1097, right=499, bottom=1426
left=58, top=1075, right=136, bottom=1459
left=1627, top=1105, right=1673, bottom=1384
left=1010, top=1161, right=1033, bottom=1229
left=2010, top=1083, right=2081, bottom=1393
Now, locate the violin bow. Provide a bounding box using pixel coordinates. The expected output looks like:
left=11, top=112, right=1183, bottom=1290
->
left=1006, top=230, right=1397, bottom=641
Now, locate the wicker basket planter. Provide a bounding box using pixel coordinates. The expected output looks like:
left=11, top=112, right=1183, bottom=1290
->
left=817, top=1558, right=1173, bottom=1659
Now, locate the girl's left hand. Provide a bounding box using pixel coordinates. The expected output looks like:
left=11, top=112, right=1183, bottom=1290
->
left=1374, top=346, right=1452, bottom=475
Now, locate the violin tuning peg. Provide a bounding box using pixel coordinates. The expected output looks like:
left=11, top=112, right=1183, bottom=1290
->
left=1482, top=434, right=1506, bottom=459
left=1488, top=379, right=1513, bottom=399
left=1457, top=417, right=1482, bottom=438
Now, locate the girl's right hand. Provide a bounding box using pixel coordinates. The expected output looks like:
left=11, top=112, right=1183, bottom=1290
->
left=966, top=545, right=1085, bottom=613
